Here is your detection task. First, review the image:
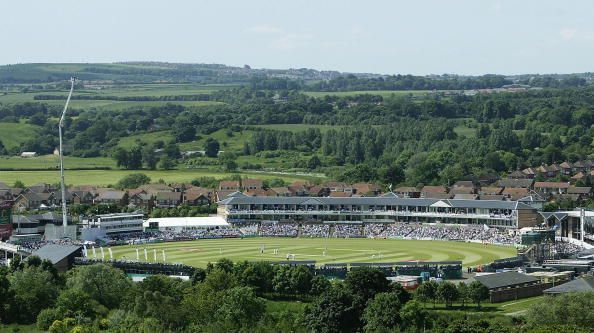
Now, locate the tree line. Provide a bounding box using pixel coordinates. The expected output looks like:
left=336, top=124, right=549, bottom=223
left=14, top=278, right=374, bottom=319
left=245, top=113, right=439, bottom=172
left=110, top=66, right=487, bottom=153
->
left=1, top=257, right=591, bottom=333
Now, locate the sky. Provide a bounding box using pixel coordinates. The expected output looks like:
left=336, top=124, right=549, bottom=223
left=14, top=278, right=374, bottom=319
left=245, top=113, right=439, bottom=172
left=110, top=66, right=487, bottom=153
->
left=1, top=0, right=594, bottom=75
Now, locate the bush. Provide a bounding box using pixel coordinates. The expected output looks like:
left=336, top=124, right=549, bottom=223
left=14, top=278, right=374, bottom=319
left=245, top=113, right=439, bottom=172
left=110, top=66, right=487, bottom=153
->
left=36, top=308, right=63, bottom=331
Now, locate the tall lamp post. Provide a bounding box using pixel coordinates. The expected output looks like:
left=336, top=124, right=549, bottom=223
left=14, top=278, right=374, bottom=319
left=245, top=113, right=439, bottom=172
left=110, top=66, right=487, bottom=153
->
left=59, top=77, right=76, bottom=234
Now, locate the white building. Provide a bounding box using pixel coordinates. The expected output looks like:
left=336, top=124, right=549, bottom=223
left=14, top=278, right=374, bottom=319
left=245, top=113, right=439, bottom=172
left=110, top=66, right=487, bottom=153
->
left=144, top=216, right=229, bottom=232
left=83, top=213, right=143, bottom=235
left=20, top=152, right=37, bottom=158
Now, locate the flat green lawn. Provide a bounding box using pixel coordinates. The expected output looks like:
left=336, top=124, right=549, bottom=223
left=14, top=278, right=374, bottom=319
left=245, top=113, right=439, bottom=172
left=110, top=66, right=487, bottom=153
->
left=108, top=238, right=517, bottom=268
left=429, top=295, right=544, bottom=315
left=0, top=155, right=116, bottom=170
left=0, top=122, right=41, bottom=150
left=0, top=169, right=320, bottom=186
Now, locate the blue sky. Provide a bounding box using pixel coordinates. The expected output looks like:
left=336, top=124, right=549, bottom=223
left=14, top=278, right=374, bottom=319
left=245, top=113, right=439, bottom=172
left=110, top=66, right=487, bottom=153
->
left=1, top=0, right=593, bottom=75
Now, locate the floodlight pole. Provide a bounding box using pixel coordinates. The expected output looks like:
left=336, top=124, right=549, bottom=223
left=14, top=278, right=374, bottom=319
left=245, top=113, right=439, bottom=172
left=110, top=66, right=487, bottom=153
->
left=59, top=77, right=76, bottom=231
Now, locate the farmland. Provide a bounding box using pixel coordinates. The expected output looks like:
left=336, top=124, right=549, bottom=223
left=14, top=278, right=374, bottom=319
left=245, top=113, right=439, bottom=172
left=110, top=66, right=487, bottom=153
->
left=0, top=168, right=322, bottom=187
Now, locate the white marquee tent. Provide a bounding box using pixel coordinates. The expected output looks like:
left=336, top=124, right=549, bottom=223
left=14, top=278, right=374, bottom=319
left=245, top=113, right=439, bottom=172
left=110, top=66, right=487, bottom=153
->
left=144, top=216, right=229, bottom=232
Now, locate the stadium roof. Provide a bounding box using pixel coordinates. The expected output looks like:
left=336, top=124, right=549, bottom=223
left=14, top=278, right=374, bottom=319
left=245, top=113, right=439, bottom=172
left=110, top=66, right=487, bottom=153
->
left=32, top=244, right=82, bottom=264
left=218, top=196, right=534, bottom=210
left=144, top=216, right=229, bottom=228
left=544, top=276, right=594, bottom=294
left=474, top=272, right=539, bottom=289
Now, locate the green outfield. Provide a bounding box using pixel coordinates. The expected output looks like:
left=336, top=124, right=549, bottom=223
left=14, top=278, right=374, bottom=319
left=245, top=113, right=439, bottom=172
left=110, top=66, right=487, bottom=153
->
left=108, top=237, right=517, bottom=268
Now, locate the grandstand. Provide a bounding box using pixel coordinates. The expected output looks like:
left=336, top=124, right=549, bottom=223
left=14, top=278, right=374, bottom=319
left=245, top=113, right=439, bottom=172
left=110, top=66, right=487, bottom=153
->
left=218, top=196, right=540, bottom=228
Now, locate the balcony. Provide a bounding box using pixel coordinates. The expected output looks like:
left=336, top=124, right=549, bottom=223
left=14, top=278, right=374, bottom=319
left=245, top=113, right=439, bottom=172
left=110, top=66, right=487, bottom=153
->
left=225, top=209, right=515, bottom=221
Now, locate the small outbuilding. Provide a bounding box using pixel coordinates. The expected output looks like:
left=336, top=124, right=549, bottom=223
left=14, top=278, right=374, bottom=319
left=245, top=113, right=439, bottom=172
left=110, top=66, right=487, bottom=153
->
left=20, top=152, right=37, bottom=158
left=543, top=276, right=594, bottom=295
left=473, top=271, right=548, bottom=303
left=32, top=244, right=83, bottom=272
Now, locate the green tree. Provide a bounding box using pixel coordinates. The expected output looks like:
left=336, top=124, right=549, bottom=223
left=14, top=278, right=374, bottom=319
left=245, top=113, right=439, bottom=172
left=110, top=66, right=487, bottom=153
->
left=127, top=146, right=143, bottom=170
left=215, top=286, right=266, bottom=328
left=113, top=148, right=129, bottom=169
left=181, top=268, right=238, bottom=326
left=390, top=283, right=412, bottom=305
left=173, top=122, right=196, bottom=143
left=303, top=286, right=358, bottom=333
left=158, top=156, right=175, bottom=170
left=115, top=173, right=151, bottom=189
left=239, top=261, right=274, bottom=294
left=344, top=267, right=390, bottom=303
left=8, top=266, right=59, bottom=323
left=220, top=152, right=238, bottom=172
left=12, top=180, right=25, bottom=189
left=400, top=300, right=429, bottom=333
left=362, top=292, right=402, bottom=332
left=204, top=138, right=220, bottom=158
left=307, top=155, right=322, bottom=170
left=524, top=292, right=594, bottom=330
left=310, top=275, right=332, bottom=296
left=379, top=164, right=405, bottom=186
left=66, top=264, right=132, bottom=309
left=468, top=280, right=489, bottom=308
left=0, top=267, right=12, bottom=323
left=142, top=146, right=157, bottom=170
left=457, top=282, right=470, bottom=308
left=36, top=307, right=63, bottom=331
left=55, top=288, right=105, bottom=319
left=437, top=281, right=459, bottom=308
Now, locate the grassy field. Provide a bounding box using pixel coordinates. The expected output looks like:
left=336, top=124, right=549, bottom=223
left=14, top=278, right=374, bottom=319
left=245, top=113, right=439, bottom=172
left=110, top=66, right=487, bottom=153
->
left=108, top=238, right=517, bottom=268
left=0, top=92, right=224, bottom=110
left=0, top=81, right=231, bottom=112
left=117, top=128, right=254, bottom=152
left=0, top=169, right=321, bottom=186
left=0, top=155, right=116, bottom=170
left=0, top=122, right=41, bottom=150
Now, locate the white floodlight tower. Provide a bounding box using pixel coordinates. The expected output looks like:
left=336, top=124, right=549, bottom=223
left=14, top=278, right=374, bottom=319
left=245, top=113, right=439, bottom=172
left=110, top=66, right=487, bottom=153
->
left=59, top=77, right=76, bottom=232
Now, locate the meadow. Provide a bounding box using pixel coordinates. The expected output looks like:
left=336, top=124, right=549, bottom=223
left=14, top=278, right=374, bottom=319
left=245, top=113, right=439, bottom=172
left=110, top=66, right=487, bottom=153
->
left=107, top=237, right=517, bottom=268
left=0, top=155, right=116, bottom=170
left=0, top=168, right=321, bottom=186
left=0, top=122, right=41, bottom=150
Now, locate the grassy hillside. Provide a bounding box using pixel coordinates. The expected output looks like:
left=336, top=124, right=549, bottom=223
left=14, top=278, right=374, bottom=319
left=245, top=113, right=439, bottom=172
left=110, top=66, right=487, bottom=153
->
left=117, top=128, right=254, bottom=152
left=0, top=63, right=235, bottom=83
left=0, top=122, right=41, bottom=150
